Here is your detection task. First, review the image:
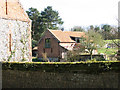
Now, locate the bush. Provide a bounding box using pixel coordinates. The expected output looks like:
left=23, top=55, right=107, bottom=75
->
left=32, top=58, right=46, bottom=62
left=66, top=54, right=106, bottom=62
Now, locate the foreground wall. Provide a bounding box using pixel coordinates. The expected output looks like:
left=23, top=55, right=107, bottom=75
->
left=0, top=18, right=31, bottom=62
left=2, top=62, right=120, bottom=88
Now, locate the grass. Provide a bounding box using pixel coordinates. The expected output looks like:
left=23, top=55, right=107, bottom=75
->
left=97, top=48, right=118, bottom=55
left=104, top=39, right=120, bottom=44
left=2, top=60, right=120, bottom=64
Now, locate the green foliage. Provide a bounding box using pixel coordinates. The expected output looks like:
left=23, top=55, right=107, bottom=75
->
left=41, top=6, right=64, bottom=29
left=97, top=48, right=117, bottom=56
left=101, top=24, right=117, bottom=40
left=71, top=26, right=85, bottom=32
left=26, top=7, right=41, bottom=41
left=80, top=30, right=104, bottom=60
left=32, top=40, right=38, bottom=49
left=94, top=26, right=100, bottom=32
left=2, top=61, right=120, bottom=74
left=85, top=24, right=118, bottom=40
left=8, top=51, right=15, bottom=61
left=101, top=24, right=112, bottom=32
left=89, top=25, right=94, bottom=30
left=66, top=51, right=80, bottom=62
left=26, top=6, right=64, bottom=41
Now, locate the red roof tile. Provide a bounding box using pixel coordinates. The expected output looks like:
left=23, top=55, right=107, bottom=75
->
left=0, top=0, right=30, bottom=22
left=49, top=29, right=85, bottom=43
left=49, top=29, right=75, bottom=42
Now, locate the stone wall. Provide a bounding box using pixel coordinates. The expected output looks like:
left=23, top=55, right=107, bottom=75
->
left=2, top=70, right=119, bottom=88
left=2, top=62, right=120, bottom=88
left=0, top=18, right=31, bottom=62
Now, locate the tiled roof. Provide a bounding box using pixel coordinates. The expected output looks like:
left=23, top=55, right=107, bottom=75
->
left=64, top=31, right=85, bottom=37
left=0, top=0, right=30, bottom=22
left=48, top=29, right=85, bottom=43
left=49, top=29, right=75, bottom=43
left=60, top=43, right=76, bottom=50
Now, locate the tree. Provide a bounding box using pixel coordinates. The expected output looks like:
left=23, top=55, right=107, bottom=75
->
left=26, top=7, right=41, bottom=40
left=26, top=6, right=64, bottom=48
left=90, top=25, right=94, bottom=30
left=71, top=26, right=85, bottom=32
left=102, top=24, right=112, bottom=32
left=41, top=6, right=64, bottom=30
left=94, top=26, right=100, bottom=32
left=80, top=30, right=104, bottom=60
left=101, top=24, right=112, bottom=40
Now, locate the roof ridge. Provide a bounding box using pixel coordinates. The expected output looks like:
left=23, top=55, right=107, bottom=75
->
left=64, top=31, right=84, bottom=33
left=18, top=0, right=31, bottom=22
left=48, top=29, right=64, bottom=42
left=0, top=0, right=30, bottom=22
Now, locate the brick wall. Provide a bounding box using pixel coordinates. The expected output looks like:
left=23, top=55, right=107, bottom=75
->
left=38, top=30, right=61, bottom=58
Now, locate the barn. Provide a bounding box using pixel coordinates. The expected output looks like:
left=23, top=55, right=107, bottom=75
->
left=38, top=29, right=85, bottom=61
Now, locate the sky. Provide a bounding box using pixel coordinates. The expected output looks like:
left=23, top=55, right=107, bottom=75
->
left=20, top=0, right=119, bottom=30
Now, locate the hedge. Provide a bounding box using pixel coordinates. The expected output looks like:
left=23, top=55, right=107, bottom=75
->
left=2, top=61, right=120, bottom=74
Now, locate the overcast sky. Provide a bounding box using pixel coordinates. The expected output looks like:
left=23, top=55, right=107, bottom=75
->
left=20, top=0, right=119, bottom=30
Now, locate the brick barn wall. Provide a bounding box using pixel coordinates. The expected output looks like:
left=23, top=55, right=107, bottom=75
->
left=38, top=30, right=60, bottom=58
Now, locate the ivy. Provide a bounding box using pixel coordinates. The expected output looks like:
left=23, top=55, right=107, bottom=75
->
left=99, top=62, right=112, bottom=70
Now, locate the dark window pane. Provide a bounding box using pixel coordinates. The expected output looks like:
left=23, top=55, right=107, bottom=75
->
left=45, top=38, right=51, bottom=48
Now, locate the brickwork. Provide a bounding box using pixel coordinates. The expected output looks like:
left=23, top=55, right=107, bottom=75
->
left=38, top=30, right=61, bottom=58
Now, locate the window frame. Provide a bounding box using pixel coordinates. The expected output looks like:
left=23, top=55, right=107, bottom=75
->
left=45, top=38, right=51, bottom=48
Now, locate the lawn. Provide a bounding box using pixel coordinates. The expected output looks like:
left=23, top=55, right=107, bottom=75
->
left=97, top=39, right=118, bottom=56
left=104, top=39, right=120, bottom=44
left=97, top=48, right=118, bottom=56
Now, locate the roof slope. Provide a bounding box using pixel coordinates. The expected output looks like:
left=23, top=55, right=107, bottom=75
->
left=49, top=29, right=75, bottom=43
left=0, top=0, right=30, bottom=22
left=64, top=31, right=85, bottom=37
left=49, top=29, right=85, bottom=43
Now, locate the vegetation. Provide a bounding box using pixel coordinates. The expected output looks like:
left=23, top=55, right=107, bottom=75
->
left=26, top=6, right=64, bottom=48
left=97, top=48, right=117, bottom=55
left=2, top=61, right=120, bottom=74
left=71, top=26, right=85, bottom=32
left=79, top=30, right=104, bottom=60
left=26, top=6, right=119, bottom=60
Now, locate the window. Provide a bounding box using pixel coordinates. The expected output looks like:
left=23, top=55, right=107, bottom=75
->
left=45, top=38, right=51, bottom=48
left=70, top=36, right=75, bottom=41
left=70, top=36, right=80, bottom=43
left=43, top=48, right=45, bottom=53
left=51, top=48, right=53, bottom=53
left=9, top=33, right=12, bottom=52
left=76, top=38, right=80, bottom=43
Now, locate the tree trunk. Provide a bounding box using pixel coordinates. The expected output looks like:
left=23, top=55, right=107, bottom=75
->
left=90, top=50, right=93, bottom=60
left=90, top=52, right=92, bottom=60
left=117, top=50, right=120, bottom=60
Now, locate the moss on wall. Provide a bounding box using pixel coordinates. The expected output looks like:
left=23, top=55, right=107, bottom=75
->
left=2, top=61, right=120, bottom=88
left=2, top=61, right=120, bottom=74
